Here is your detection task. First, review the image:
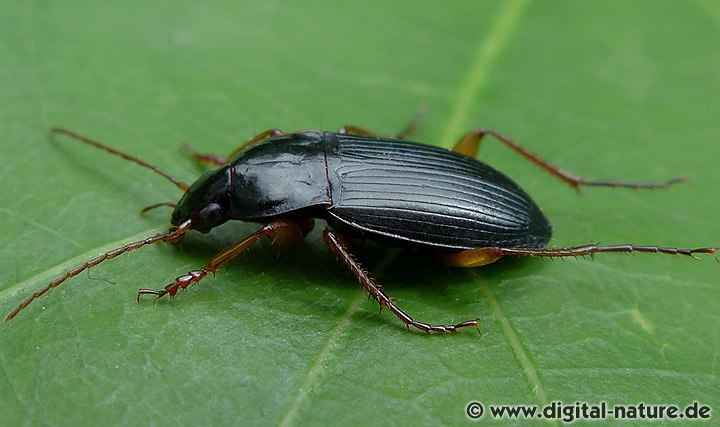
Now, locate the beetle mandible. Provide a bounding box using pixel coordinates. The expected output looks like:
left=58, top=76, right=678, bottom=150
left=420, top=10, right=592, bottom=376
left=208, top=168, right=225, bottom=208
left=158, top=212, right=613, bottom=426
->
left=5, top=119, right=718, bottom=333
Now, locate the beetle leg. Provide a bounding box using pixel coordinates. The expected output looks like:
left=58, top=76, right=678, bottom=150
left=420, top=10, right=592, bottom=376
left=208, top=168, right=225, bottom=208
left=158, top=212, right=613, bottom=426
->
left=227, top=129, right=284, bottom=159
left=439, top=244, right=718, bottom=267
left=395, top=103, right=427, bottom=140
left=182, top=143, right=228, bottom=166
left=496, top=244, right=718, bottom=259
left=137, top=218, right=312, bottom=301
left=339, top=104, right=428, bottom=140
left=452, top=128, right=685, bottom=190
left=437, top=249, right=502, bottom=268
left=337, top=125, right=378, bottom=137
left=183, top=129, right=284, bottom=167
left=323, top=228, right=479, bottom=333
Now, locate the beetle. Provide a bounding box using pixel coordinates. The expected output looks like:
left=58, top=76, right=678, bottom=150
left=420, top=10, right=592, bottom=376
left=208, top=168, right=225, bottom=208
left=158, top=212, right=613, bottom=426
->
left=4, top=121, right=718, bottom=332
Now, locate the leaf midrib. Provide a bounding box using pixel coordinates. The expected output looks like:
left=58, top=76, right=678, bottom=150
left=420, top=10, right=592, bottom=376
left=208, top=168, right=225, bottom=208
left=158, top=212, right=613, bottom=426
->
left=276, top=0, right=549, bottom=424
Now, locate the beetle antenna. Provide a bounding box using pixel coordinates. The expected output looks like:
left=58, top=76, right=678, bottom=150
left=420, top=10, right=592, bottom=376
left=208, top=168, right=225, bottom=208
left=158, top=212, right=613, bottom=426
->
left=51, top=127, right=190, bottom=191
left=4, top=220, right=193, bottom=322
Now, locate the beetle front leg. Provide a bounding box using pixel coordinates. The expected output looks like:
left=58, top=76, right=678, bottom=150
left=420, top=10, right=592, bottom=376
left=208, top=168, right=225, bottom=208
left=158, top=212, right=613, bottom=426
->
left=138, top=218, right=313, bottom=301
left=323, top=228, right=478, bottom=333
left=452, top=128, right=684, bottom=190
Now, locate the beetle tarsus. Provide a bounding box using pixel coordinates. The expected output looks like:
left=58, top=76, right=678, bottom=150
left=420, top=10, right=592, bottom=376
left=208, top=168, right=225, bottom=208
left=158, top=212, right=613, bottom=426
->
left=138, top=269, right=210, bottom=302
left=137, top=288, right=167, bottom=302
left=576, top=176, right=686, bottom=190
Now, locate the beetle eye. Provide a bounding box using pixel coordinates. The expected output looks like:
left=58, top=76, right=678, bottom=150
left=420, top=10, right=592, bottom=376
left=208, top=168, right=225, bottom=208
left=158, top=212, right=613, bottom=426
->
left=199, top=203, right=222, bottom=221
left=193, top=202, right=225, bottom=232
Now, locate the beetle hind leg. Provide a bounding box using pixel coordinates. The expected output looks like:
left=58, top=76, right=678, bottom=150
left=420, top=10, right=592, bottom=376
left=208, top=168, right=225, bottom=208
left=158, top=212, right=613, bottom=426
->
left=323, top=228, right=479, bottom=333
left=438, top=244, right=718, bottom=267
left=495, top=244, right=718, bottom=259
left=437, top=248, right=503, bottom=268
left=452, top=128, right=684, bottom=190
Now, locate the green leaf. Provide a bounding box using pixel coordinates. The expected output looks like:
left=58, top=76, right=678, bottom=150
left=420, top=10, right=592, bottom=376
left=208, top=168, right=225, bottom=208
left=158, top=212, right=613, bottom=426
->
left=2, top=1, right=719, bottom=425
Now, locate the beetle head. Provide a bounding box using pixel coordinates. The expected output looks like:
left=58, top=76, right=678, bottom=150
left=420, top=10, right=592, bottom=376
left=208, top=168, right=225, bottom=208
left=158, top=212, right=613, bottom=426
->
left=171, top=166, right=232, bottom=233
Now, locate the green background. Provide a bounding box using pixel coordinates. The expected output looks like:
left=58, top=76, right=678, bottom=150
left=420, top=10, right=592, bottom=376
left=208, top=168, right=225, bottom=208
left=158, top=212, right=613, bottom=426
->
left=1, top=1, right=718, bottom=425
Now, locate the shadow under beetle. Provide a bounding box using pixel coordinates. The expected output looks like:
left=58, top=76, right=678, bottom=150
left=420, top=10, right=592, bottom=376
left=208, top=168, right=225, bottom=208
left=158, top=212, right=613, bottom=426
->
left=5, top=118, right=718, bottom=332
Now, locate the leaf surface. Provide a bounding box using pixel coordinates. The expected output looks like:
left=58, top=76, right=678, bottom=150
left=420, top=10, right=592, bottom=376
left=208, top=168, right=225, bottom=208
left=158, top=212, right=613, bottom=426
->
left=1, top=1, right=719, bottom=424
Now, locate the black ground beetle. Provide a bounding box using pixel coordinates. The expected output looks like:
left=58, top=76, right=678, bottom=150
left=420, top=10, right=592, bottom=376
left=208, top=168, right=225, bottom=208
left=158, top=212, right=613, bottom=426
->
left=5, top=119, right=717, bottom=332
